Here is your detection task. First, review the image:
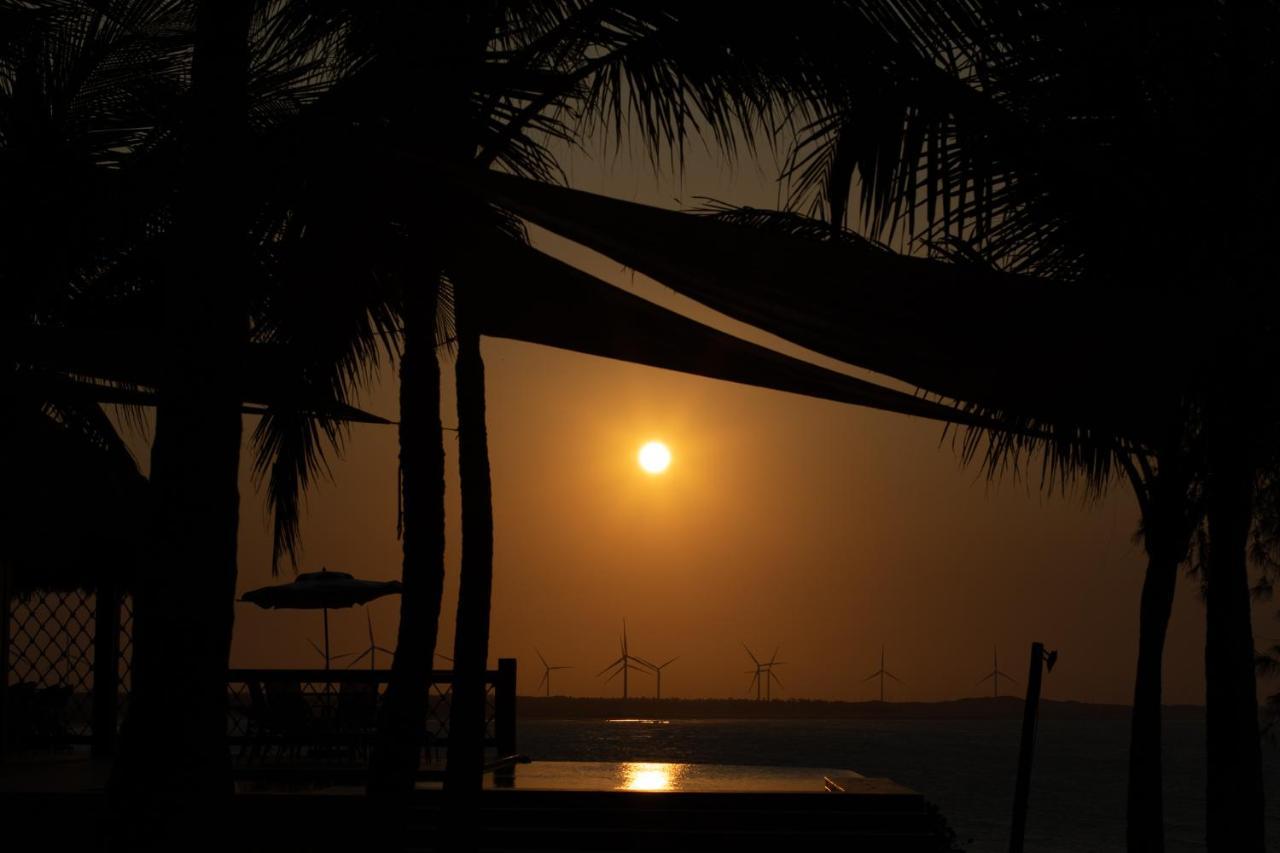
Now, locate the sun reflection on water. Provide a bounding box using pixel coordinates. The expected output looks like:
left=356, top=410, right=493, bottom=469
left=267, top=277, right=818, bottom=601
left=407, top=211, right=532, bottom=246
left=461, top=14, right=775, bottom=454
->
left=620, top=762, right=688, bottom=791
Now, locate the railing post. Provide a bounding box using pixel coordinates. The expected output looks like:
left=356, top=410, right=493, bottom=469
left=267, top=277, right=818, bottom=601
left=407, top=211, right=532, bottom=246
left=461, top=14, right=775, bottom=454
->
left=92, top=577, right=120, bottom=757
left=495, top=657, right=517, bottom=766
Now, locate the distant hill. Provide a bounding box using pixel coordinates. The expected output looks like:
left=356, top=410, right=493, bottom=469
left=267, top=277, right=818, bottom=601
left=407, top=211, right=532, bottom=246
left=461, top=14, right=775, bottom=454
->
left=517, top=695, right=1205, bottom=721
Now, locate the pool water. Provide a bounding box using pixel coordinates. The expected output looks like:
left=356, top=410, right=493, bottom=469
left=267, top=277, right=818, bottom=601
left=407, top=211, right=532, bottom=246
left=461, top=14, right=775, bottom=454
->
left=481, top=759, right=860, bottom=792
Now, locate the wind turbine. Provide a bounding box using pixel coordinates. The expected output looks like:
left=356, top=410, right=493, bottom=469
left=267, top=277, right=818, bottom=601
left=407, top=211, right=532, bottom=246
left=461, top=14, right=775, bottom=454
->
left=863, top=645, right=903, bottom=702
left=536, top=648, right=572, bottom=697
left=344, top=611, right=395, bottom=670
left=597, top=621, right=653, bottom=699
left=977, top=645, right=1018, bottom=698
left=744, top=645, right=785, bottom=701
left=307, top=638, right=356, bottom=669
left=637, top=656, right=678, bottom=700
left=763, top=647, right=785, bottom=700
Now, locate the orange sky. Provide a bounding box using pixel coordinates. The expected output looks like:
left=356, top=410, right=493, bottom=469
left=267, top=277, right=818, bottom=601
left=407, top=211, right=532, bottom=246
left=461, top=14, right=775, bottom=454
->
left=214, top=144, right=1276, bottom=705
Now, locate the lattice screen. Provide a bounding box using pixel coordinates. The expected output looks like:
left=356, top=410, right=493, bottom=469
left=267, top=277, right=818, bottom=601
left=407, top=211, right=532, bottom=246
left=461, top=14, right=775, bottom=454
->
left=5, top=591, right=133, bottom=745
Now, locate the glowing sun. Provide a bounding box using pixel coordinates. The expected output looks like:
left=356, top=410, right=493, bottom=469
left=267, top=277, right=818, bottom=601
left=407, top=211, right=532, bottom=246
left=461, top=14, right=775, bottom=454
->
left=637, top=441, right=672, bottom=474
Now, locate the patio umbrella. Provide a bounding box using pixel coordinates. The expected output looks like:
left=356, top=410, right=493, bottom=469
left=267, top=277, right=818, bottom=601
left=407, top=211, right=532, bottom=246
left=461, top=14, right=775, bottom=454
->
left=239, top=567, right=403, bottom=669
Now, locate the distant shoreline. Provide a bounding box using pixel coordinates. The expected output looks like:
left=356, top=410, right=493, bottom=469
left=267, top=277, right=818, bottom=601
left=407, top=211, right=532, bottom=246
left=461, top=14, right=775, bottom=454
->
left=517, top=695, right=1206, bottom=721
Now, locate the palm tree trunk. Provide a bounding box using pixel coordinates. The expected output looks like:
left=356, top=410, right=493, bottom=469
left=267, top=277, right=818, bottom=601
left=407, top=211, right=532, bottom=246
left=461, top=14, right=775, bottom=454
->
left=1203, top=429, right=1266, bottom=852
left=369, top=278, right=447, bottom=795
left=444, top=283, right=495, bottom=795
left=1126, top=451, right=1198, bottom=853
left=1126, top=539, right=1180, bottom=853
left=111, top=0, right=250, bottom=806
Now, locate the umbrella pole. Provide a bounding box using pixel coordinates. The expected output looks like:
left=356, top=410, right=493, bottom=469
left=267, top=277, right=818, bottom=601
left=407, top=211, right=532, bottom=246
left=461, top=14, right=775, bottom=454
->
left=323, top=607, right=331, bottom=671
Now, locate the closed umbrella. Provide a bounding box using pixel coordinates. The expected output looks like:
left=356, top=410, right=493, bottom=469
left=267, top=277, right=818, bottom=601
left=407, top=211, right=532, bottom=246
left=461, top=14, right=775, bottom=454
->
left=239, top=567, right=402, bottom=669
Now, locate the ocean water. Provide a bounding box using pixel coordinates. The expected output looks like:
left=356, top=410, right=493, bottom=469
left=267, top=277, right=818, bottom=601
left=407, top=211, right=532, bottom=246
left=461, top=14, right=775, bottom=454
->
left=517, top=717, right=1280, bottom=853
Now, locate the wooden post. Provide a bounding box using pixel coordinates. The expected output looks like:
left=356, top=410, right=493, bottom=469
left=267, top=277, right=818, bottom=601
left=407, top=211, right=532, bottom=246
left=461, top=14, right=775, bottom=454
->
left=1010, top=642, right=1051, bottom=853
left=494, top=658, right=517, bottom=782
left=92, top=577, right=120, bottom=757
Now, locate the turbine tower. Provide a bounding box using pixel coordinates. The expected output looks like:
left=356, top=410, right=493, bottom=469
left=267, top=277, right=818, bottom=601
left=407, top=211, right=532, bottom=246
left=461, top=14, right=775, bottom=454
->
left=977, top=645, right=1017, bottom=698
left=536, top=648, right=572, bottom=697
left=637, top=656, right=679, bottom=700
left=597, top=621, right=653, bottom=699
left=863, top=645, right=903, bottom=702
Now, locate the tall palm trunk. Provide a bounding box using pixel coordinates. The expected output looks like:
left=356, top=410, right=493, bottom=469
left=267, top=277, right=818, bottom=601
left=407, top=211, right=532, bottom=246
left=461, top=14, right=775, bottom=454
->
left=1126, top=451, right=1197, bottom=853
left=444, top=282, right=495, bottom=795
left=1125, top=535, right=1183, bottom=851
left=369, top=278, right=448, bottom=794
left=111, top=0, right=250, bottom=806
left=1203, top=422, right=1265, bottom=852
left=366, top=6, right=491, bottom=799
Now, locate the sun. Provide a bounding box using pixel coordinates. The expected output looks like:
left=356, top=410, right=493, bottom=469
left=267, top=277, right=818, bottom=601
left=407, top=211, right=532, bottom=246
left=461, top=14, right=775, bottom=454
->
left=637, top=441, right=672, bottom=474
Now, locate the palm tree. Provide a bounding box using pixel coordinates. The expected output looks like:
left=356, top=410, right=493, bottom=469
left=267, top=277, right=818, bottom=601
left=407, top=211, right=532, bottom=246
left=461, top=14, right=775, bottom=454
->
left=114, top=0, right=254, bottom=798
left=777, top=7, right=1274, bottom=849
left=0, top=0, right=212, bottom=797
left=287, top=2, right=820, bottom=795
left=2, top=3, right=395, bottom=808
left=488, top=6, right=1274, bottom=849
left=115, top=0, right=406, bottom=801
left=460, top=104, right=1264, bottom=853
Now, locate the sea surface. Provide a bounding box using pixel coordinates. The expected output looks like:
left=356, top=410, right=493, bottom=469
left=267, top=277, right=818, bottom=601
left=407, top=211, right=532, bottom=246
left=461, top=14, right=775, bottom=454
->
left=517, top=717, right=1280, bottom=853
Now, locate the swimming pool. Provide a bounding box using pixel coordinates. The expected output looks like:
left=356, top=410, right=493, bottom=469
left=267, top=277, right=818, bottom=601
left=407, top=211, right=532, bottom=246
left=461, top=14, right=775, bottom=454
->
left=480, top=759, right=862, bottom=792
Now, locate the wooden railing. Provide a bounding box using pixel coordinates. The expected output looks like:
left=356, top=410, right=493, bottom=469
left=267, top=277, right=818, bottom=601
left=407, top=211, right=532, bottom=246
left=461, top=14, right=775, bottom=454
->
left=224, top=659, right=517, bottom=781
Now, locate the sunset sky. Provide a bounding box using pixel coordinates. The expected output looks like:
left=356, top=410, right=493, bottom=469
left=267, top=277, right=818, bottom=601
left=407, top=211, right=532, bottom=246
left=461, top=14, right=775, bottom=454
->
left=206, top=143, right=1277, bottom=706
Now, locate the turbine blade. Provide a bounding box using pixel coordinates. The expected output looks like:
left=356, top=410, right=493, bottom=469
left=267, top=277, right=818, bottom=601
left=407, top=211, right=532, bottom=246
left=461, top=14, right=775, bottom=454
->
left=597, top=657, right=624, bottom=678
left=977, top=673, right=994, bottom=685
left=307, top=639, right=326, bottom=659
left=769, top=670, right=784, bottom=687
left=345, top=649, right=371, bottom=669
left=996, top=671, right=1018, bottom=683
left=742, top=643, right=760, bottom=666
left=886, top=671, right=904, bottom=683
left=767, top=645, right=781, bottom=666
left=863, top=671, right=881, bottom=681
left=537, top=648, right=549, bottom=668
left=660, top=657, right=679, bottom=669
left=538, top=670, right=548, bottom=689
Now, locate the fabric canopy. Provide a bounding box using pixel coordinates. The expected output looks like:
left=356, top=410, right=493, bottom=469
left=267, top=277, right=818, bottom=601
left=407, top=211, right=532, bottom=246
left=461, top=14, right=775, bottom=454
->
left=456, top=237, right=1018, bottom=431
left=13, top=328, right=391, bottom=424
left=463, top=169, right=1187, bottom=444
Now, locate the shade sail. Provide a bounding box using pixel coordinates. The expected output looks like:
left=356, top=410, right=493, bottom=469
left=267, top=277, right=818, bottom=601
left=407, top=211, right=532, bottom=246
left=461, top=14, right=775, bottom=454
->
left=464, top=169, right=1182, bottom=442
left=13, top=329, right=391, bottom=424
left=457, top=238, right=1014, bottom=431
